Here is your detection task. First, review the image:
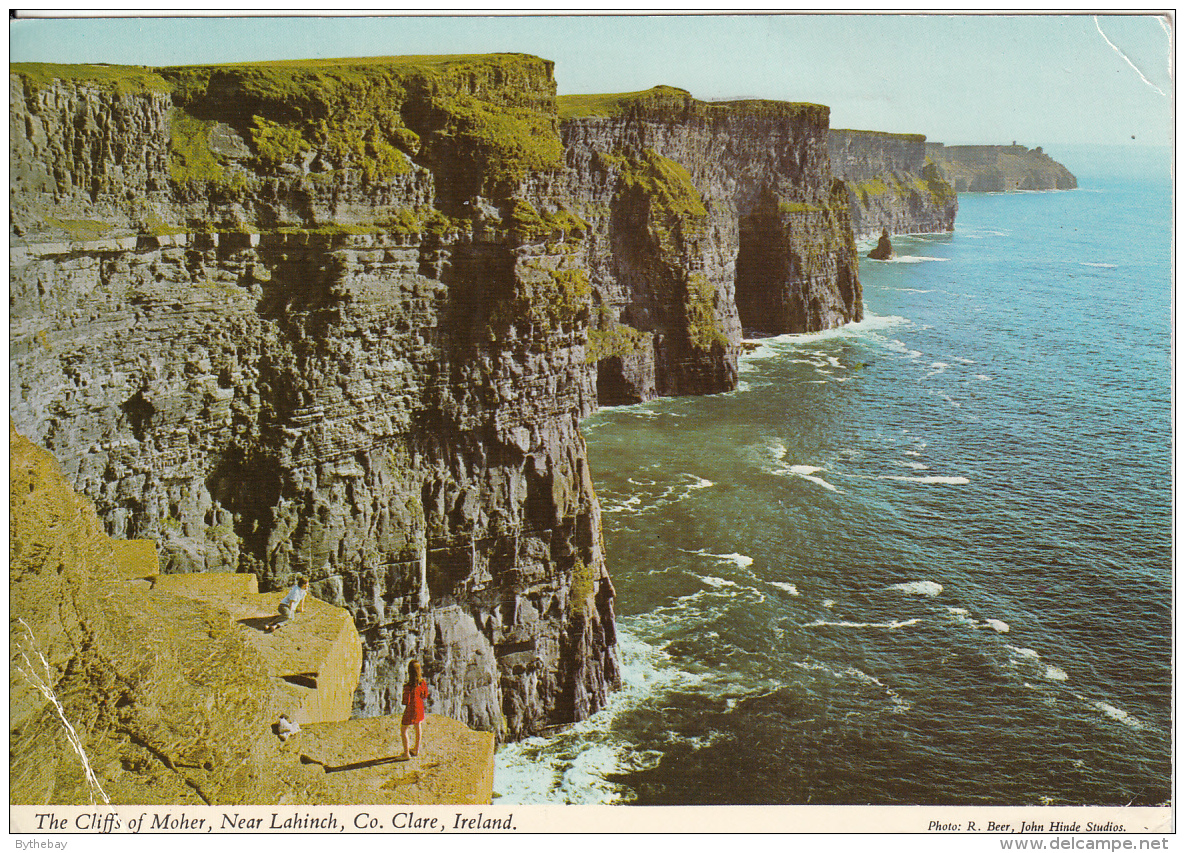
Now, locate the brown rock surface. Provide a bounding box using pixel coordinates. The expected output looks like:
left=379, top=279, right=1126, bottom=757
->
left=297, top=715, right=495, bottom=804
left=10, top=424, right=493, bottom=805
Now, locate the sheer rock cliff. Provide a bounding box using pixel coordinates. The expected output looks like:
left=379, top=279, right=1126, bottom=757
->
left=10, top=59, right=865, bottom=745
left=829, top=129, right=957, bottom=239
left=563, top=87, right=862, bottom=402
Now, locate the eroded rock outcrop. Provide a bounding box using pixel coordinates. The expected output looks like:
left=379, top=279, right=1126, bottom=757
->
left=562, top=86, right=862, bottom=401
left=868, top=228, right=895, bottom=260
left=829, top=129, right=957, bottom=239
left=925, top=142, right=1077, bottom=192
left=11, top=56, right=617, bottom=742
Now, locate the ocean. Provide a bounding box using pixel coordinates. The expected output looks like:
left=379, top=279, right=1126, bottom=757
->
left=495, top=145, right=1173, bottom=807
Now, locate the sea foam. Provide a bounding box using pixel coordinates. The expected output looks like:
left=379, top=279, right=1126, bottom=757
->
left=889, top=580, right=944, bottom=597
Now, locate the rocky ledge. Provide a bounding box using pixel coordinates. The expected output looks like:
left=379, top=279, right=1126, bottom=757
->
left=10, top=423, right=495, bottom=805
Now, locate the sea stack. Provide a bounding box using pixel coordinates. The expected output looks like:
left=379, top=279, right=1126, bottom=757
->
left=868, top=228, right=895, bottom=260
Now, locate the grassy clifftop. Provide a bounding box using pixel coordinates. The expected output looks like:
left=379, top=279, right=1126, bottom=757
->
left=13, top=54, right=565, bottom=198
left=161, top=53, right=562, bottom=193
left=559, top=84, right=828, bottom=125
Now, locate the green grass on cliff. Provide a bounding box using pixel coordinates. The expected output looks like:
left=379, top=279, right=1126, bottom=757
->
left=558, top=86, right=827, bottom=123
left=586, top=323, right=652, bottom=363
left=11, top=62, right=171, bottom=94
left=507, top=200, right=590, bottom=244
left=161, top=53, right=562, bottom=191
left=169, top=110, right=227, bottom=185
left=684, top=272, right=728, bottom=352
left=618, top=150, right=707, bottom=220
left=557, top=85, right=691, bottom=119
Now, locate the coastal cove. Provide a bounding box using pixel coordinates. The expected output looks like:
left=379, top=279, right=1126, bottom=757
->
left=495, top=146, right=1172, bottom=806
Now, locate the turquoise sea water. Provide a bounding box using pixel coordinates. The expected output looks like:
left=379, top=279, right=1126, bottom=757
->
left=496, top=146, right=1173, bottom=806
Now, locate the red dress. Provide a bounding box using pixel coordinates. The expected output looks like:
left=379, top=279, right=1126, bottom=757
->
left=401, top=680, right=428, bottom=725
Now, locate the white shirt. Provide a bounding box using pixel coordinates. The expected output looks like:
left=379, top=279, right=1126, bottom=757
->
left=281, top=584, right=308, bottom=608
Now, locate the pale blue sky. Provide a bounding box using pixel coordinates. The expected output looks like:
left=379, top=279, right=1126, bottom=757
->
left=9, top=13, right=1173, bottom=147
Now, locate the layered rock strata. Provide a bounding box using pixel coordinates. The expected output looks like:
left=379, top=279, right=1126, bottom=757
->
left=10, top=56, right=617, bottom=742
left=925, top=142, right=1077, bottom=192
left=562, top=86, right=863, bottom=402
left=829, top=129, right=958, bottom=239
left=10, top=60, right=865, bottom=743
left=564, top=87, right=862, bottom=402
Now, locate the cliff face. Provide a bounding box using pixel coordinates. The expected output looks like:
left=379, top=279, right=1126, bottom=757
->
left=11, top=56, right=617, bottom=742
left=829, top=129, right=957, bottom=239
left=562, top=87, right=862, bottom=402
left=10, top=424, right=494, bottom=805
left=925, top=142, right=1078, bottom=192
left=10, top=61, right=865, bottom=743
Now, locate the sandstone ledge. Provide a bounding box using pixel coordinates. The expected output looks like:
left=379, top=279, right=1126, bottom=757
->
left=10, top=425, right=496, bottom=805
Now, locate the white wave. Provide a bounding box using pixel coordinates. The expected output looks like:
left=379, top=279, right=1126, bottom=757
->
left=903, top=450, right=922, bottom=457
left=927, top=361, right=950, bottom=375
left=1006, top=645, right=1041, bottom=660
left=953, top=356, right=975, bottom=364
left=889, top=580, right=943, bottom=597
left=946, top=607, right=969, bottom=616
left=882, top=475, right=971, bottom=485
left=985, top=619, right=1011, bottom=633
left=975, top=374, right=993, bottom=381
left=1090, top=700, right=1144, bottom=730
left=685, top=474, right=714, bottom=490
left=885, top=256, right=950, bottom=264
left=843, top=667, right=913, bottom=713
left=770, top=582, right=800, bottom=596
left=493, top=629, right=686, bottom=804
left=1079, top=262, right=1117, bottom=269
left=894, top=460, right=929, bottom=470
left=682, top=549, right=755, bottom=569
left=805, top=618, right=921, bottom=630
left=692, top=574, right=738, bottom=589
left=788, top=465, right=838, bottom=491
left=1043, top=664, right=1068, bottom=681
left=884, top=339, right=923, bottom=360
left=957, top=228, right=1010, bottom=239
left=822, top=599, right=836, bottom=609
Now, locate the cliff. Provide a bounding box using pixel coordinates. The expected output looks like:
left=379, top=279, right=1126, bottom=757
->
left=829, top=129, right=957, bottom=239
left=11, top=55, right=617, bottom=742
left=10, top=424, right=495, bottom=805
left=925, top=142, right=1078, bottom=192
left=562, top=87, right=862, bottom=402
left=9, top=59, right=863, bottom=747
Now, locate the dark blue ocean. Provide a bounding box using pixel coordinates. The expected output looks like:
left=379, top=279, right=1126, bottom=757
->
left=496, top=145, right=1173, bottom=806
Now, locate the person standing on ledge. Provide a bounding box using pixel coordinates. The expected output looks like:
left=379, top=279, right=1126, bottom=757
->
left=399, top=660, right=429, bottom=760
left=265, top=576, right=310, bottom=633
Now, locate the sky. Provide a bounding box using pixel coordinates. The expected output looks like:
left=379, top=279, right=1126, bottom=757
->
left=8, top=12, right=1174, bottom=147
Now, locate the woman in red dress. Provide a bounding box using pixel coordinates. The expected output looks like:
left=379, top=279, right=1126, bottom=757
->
left=400, top=660, right=428, bottom=759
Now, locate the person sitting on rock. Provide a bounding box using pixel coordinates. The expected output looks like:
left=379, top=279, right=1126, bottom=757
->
left=277, top=714, right=301, bottom=741
left=398, top=660, right=429, bottom=760
left=265, top=576, right=310, bottom=633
